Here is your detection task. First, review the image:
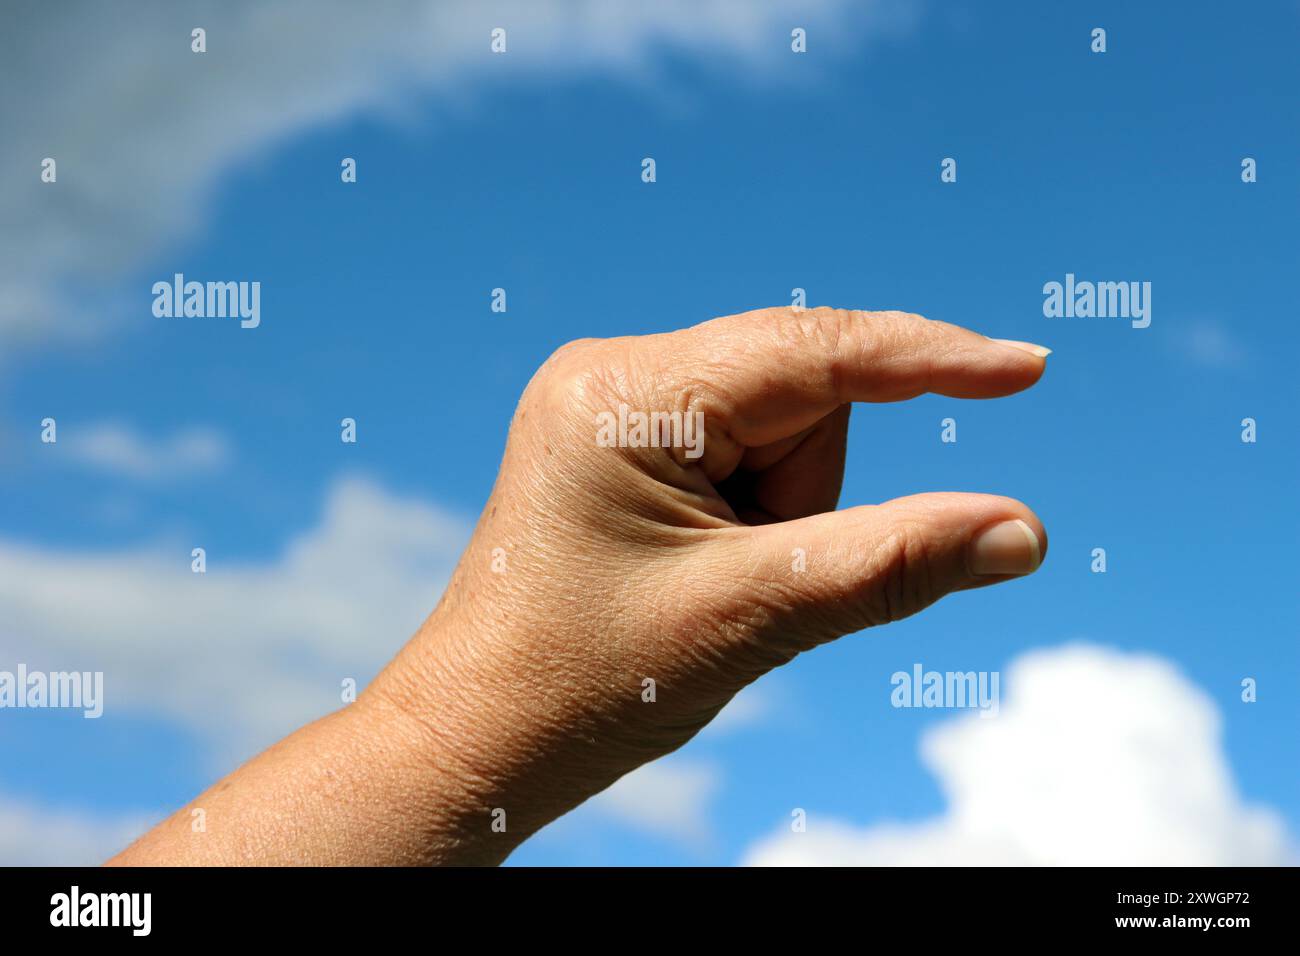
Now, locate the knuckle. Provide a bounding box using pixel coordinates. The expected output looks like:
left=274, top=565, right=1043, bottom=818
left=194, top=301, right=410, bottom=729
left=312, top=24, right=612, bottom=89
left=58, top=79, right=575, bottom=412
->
left=766, top=306, right=848, bottom=398
left=533, top=338, right=609, bottom=400
left=670, top=370, right=723, bottom=423
left=773, top=306, right=847, bottom=353
left=511, top=339, right=619, bottom=445
left=864, top=521, right=939, bottom=626
left=541, top=336, right=602, bottom=375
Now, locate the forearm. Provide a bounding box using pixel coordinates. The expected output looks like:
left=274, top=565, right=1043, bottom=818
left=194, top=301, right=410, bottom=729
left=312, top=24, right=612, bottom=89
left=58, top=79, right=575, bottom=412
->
left=107, top=606, right=629, bottom=867
left=105, top=702, right=465, bottom=865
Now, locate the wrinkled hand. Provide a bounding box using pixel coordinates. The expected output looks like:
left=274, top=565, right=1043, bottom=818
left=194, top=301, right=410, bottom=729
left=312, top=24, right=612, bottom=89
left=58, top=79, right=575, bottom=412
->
left=112, top=305, right=1049, bottom=866
left=368, top=306, right=1049, bottom=862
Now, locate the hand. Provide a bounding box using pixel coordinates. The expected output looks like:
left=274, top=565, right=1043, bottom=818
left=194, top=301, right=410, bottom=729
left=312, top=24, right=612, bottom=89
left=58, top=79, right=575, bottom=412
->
left=111, top=306, right=1049, bottom=866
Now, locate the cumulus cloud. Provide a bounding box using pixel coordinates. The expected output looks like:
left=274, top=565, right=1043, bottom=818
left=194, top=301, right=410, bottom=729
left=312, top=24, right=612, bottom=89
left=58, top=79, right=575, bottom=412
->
left=61, top=421, right=230, bottom=481
left=743, top=645, right=1292, bottom=866
left=0, top=0, right=918, bottom=346
left=0, top=475, right=468, bottom=759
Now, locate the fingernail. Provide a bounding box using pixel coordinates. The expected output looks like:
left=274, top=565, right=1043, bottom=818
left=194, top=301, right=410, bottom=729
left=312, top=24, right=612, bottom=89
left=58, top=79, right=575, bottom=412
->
left=968, top=519, right=1042, bottom=576
left=992, top=338, right=1052, bottom=358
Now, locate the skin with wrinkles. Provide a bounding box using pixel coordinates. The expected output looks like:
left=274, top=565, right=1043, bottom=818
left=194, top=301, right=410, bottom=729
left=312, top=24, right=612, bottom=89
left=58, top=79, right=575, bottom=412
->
left=110, top=306, right=1048, bottom=866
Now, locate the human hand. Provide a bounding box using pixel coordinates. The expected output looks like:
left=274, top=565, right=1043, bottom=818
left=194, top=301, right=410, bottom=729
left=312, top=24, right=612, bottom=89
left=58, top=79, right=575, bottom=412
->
left=110, top=305, right=1049, bottom=866
left=367, top=306, right=1050, bottom=861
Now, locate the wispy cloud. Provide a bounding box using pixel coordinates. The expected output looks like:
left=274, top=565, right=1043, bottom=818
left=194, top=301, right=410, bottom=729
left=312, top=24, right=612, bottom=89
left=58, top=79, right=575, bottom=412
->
left=743, top=645, right=1292, bottom=866
left=587, top=758, right=722, bottom=844
left=699, top=681, right=775, bottom=737
left=62, top=422, right=230, bottom=481
left=0, top=0, right=918, bottom=349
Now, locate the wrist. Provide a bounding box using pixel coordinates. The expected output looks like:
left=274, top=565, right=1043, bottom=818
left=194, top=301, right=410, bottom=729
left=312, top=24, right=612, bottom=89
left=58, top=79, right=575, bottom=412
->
left=357, top=664, right=523, bottom=865
left=364, top=603, right=641, bottom=864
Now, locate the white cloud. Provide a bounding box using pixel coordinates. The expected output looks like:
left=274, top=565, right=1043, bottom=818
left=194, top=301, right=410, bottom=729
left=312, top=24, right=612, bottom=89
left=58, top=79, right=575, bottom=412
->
left=0, top=795, right=151, bottom=866
left=62, top=422, right=230, bottom=481
left=587, top=758, right=721, bottom=843
left=0, top=475, right=469, bottom=760
left=743, top=645, right=1292, bottom=866
left=699, top=681, right=774, bottom=737
left=533, top=685, right=774, bottom=851
left=550, top=682, right=776, bottom=846
left=1, top=0, right=917, bottom=347
left=539, top=683, right=771, bottom=848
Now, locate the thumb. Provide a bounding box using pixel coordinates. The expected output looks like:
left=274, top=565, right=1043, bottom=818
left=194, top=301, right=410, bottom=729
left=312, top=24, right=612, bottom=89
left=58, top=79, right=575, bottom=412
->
left=724, top=493, right=1047, bottom=643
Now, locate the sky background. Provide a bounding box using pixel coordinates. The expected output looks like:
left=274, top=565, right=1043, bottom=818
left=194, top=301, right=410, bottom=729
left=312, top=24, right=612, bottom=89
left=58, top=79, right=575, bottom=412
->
left=1, top=0, right=1296, bottom=865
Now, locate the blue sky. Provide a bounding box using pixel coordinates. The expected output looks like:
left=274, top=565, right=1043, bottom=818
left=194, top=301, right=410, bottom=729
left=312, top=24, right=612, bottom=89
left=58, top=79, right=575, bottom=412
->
left=1, top=0, right=1296, bottom=865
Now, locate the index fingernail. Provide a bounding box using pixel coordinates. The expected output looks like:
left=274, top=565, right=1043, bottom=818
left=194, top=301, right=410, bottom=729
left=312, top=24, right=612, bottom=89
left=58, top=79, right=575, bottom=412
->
left=992, top=338, right=1052, bottom=358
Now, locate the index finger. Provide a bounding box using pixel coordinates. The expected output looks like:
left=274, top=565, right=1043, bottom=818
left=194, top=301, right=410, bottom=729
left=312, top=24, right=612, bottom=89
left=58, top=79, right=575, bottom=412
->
left=664, top=306, right=1049, bottom=448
